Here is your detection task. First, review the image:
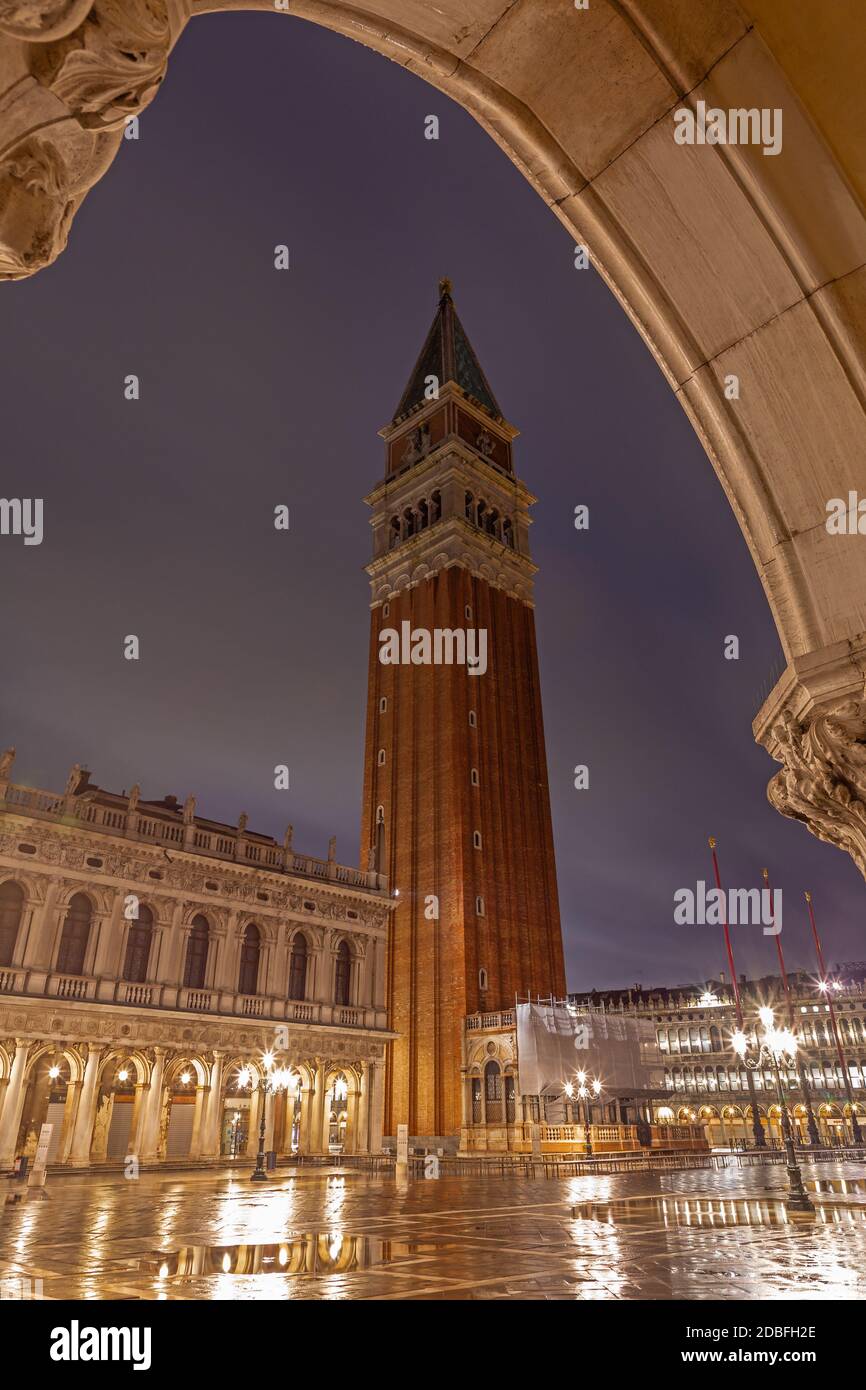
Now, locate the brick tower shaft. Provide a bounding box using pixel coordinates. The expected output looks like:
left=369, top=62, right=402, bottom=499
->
left=360, top=281, right=566, bottom=1141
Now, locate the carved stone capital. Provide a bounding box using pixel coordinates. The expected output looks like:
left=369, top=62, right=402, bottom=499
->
left=0, top=0, right=191, bottom=278
left=755, top=634, right=866, bottom=879
left=765, top=688, right=866, bottom=877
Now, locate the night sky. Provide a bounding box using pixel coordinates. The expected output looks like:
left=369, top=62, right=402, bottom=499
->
left=1, top=14, right=862, bottom=990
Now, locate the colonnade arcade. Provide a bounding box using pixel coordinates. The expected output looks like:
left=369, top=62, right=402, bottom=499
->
left=666, top=1101, right=866, bottom=1148
left=0, top=1038, right=379, bottom=1168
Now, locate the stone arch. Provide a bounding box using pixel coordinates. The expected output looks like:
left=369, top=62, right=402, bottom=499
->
left=90, top=1049, right=149, bottom=1161
left=320, top=1064, right=362, bottom=1153
left=4, top=1, right=866, bottom=874
left=17, top=1044, right=82, bottom=1164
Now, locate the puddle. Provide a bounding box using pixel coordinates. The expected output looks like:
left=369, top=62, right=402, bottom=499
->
left=132, top=1234, right=420, bottom=1279
left=571, top=1195, right=866, bottom=1228
left=803, top=1176, right=866, bottom=1195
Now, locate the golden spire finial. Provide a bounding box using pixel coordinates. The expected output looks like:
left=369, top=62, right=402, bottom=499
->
left=438, top=276, right=453, bottom=298
left=708, top=836, right=716, bottom=849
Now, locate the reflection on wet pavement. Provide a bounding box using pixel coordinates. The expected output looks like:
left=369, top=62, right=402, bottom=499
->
left=2, top=1162, right=866, bottom=1300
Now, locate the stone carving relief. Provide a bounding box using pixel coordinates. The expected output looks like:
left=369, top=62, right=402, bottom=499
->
left=0, top=0, right=190, bottom=279
left=767, top=690, right=866, bottom=878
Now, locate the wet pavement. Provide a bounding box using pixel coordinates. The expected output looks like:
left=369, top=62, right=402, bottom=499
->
left=2, top=1161, right=866, bottom=1300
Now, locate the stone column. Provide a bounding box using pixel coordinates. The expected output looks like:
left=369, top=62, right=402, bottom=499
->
left=246, top=1085, right=262, bottom=1157
left=124, top=1083, right=145, bottom=1157
left=200, top=1052, right=224, bottom=1157
left=310, top=1062, right=327, bottom=1154
left=20, top=881, right=58, bottom=969
left=137, top=1048, right=167, bottom=1161
left=57, top=1078, right=81, bottom=1163
left=356, top=1066, right=369, bottom=1153
left=158, top=901, right=186, bottom=990
left=68, top=1045, right=102, bottom=1166
left=0, top=1040, right=31, bottom=1167
left=93, top=890, right=126, bottom=988
left=367, top=1061, right=385, bottom=1154
left=188, top=1085, right=209, bottom=1158
left=345, top=1085, right=360, bottom=1154
left=297, top=1082, right=313, bottom=1154
left=263, top=1088, right=276, bottom=1151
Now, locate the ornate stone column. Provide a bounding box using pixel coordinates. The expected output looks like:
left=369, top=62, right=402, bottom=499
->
left=345, top=1083, right=360, bottom=1154
left=755, top=642, right=866, bottom=878
left=310, top=1060, right=328, bottom=1154
left=57, top=1075, right=82, bottom=1163
left=367, top=1060, right=384, bottom=1155
left=0, top=1039, right=31, bottom=1166
left=200, top=1051, right=224, bottom=1157
left=297, top=1080, right=313, bottom=1155
left=20, top=880, right=57, bottom=969
left=137, top=1047, right=167, bottom=1160
left=93, top=889, right=126, bottom=992
left=188, top=1084, right=209, bottom=1158
left=67, top=1044, right=102, bottom=1165
left=355, top=1065, right=369, bottom=1153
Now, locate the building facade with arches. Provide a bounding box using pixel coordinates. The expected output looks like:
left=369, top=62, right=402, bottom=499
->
left=0, top=754, right=394, bottom=1169
left=570, top=971, right=866, bottom=1149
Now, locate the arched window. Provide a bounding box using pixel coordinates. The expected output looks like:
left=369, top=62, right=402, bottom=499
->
left=465, top=491, right=474, bottom=521
left=289, top=934, right=308, bottom=1002
left=709, top=1026, right=722, bottom=1053
left=389, top=516, right=401, bottom=549
left=374, top=806, right=385, bottom=873
left=56, top=893, right=92, bottom=976
left=0, top=880, right=25, bottom=967
left=122, top=904, right=153, bottom=983
left=484, top=1060, right=502, bottom=1122
left=334, top=940, right=351, bottom=1006
left=502, top=517, right=514, bottom=548
left=430, top=490, right=441, bottom=524
left=238, top=924, right=261, bottom=996
left=183, top=915, right=210, bottom=990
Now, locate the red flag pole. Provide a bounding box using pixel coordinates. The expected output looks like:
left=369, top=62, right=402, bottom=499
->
left=708, top=838, right=766, bottom=1148
left=805, top=891, right=862, bottom=1146
left=763, top=868, right=819, bottom=1145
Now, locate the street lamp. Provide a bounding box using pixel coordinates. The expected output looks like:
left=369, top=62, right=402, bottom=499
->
left=241, top=1054, right=294, bottom=1183
left=575, top=1070, right=603, bottom=1158
left=732, top=1008, right=812, bottom=1212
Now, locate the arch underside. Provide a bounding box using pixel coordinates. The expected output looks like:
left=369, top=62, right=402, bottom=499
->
left=2, top=0, right=866, bottom=870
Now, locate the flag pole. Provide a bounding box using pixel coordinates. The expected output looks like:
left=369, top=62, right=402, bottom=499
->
left=763, top=867, right=819, bottom=1145
left=709, top=837, right=766, bottom=1148
left=805, top=891, right=862, bottom=1146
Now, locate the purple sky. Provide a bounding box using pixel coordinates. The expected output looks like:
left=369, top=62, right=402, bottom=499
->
left=1, top=14, right=862, bottom=990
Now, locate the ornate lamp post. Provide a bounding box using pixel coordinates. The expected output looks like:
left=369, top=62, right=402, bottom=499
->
left=763, top=869, right=820, bottom=1146
left=575, top=1071, right=602, bottom=1157
left=240, top=1052, right=294, bottom=1183
left=732, top=1008, right=812, bottom=1212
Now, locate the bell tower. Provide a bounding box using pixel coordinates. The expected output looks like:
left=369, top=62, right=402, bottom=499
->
left=360, top=280, right=566, bottom=1143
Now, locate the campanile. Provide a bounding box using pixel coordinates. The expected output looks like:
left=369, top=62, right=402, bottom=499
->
left=360, top=280, right=566, bottom=1142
